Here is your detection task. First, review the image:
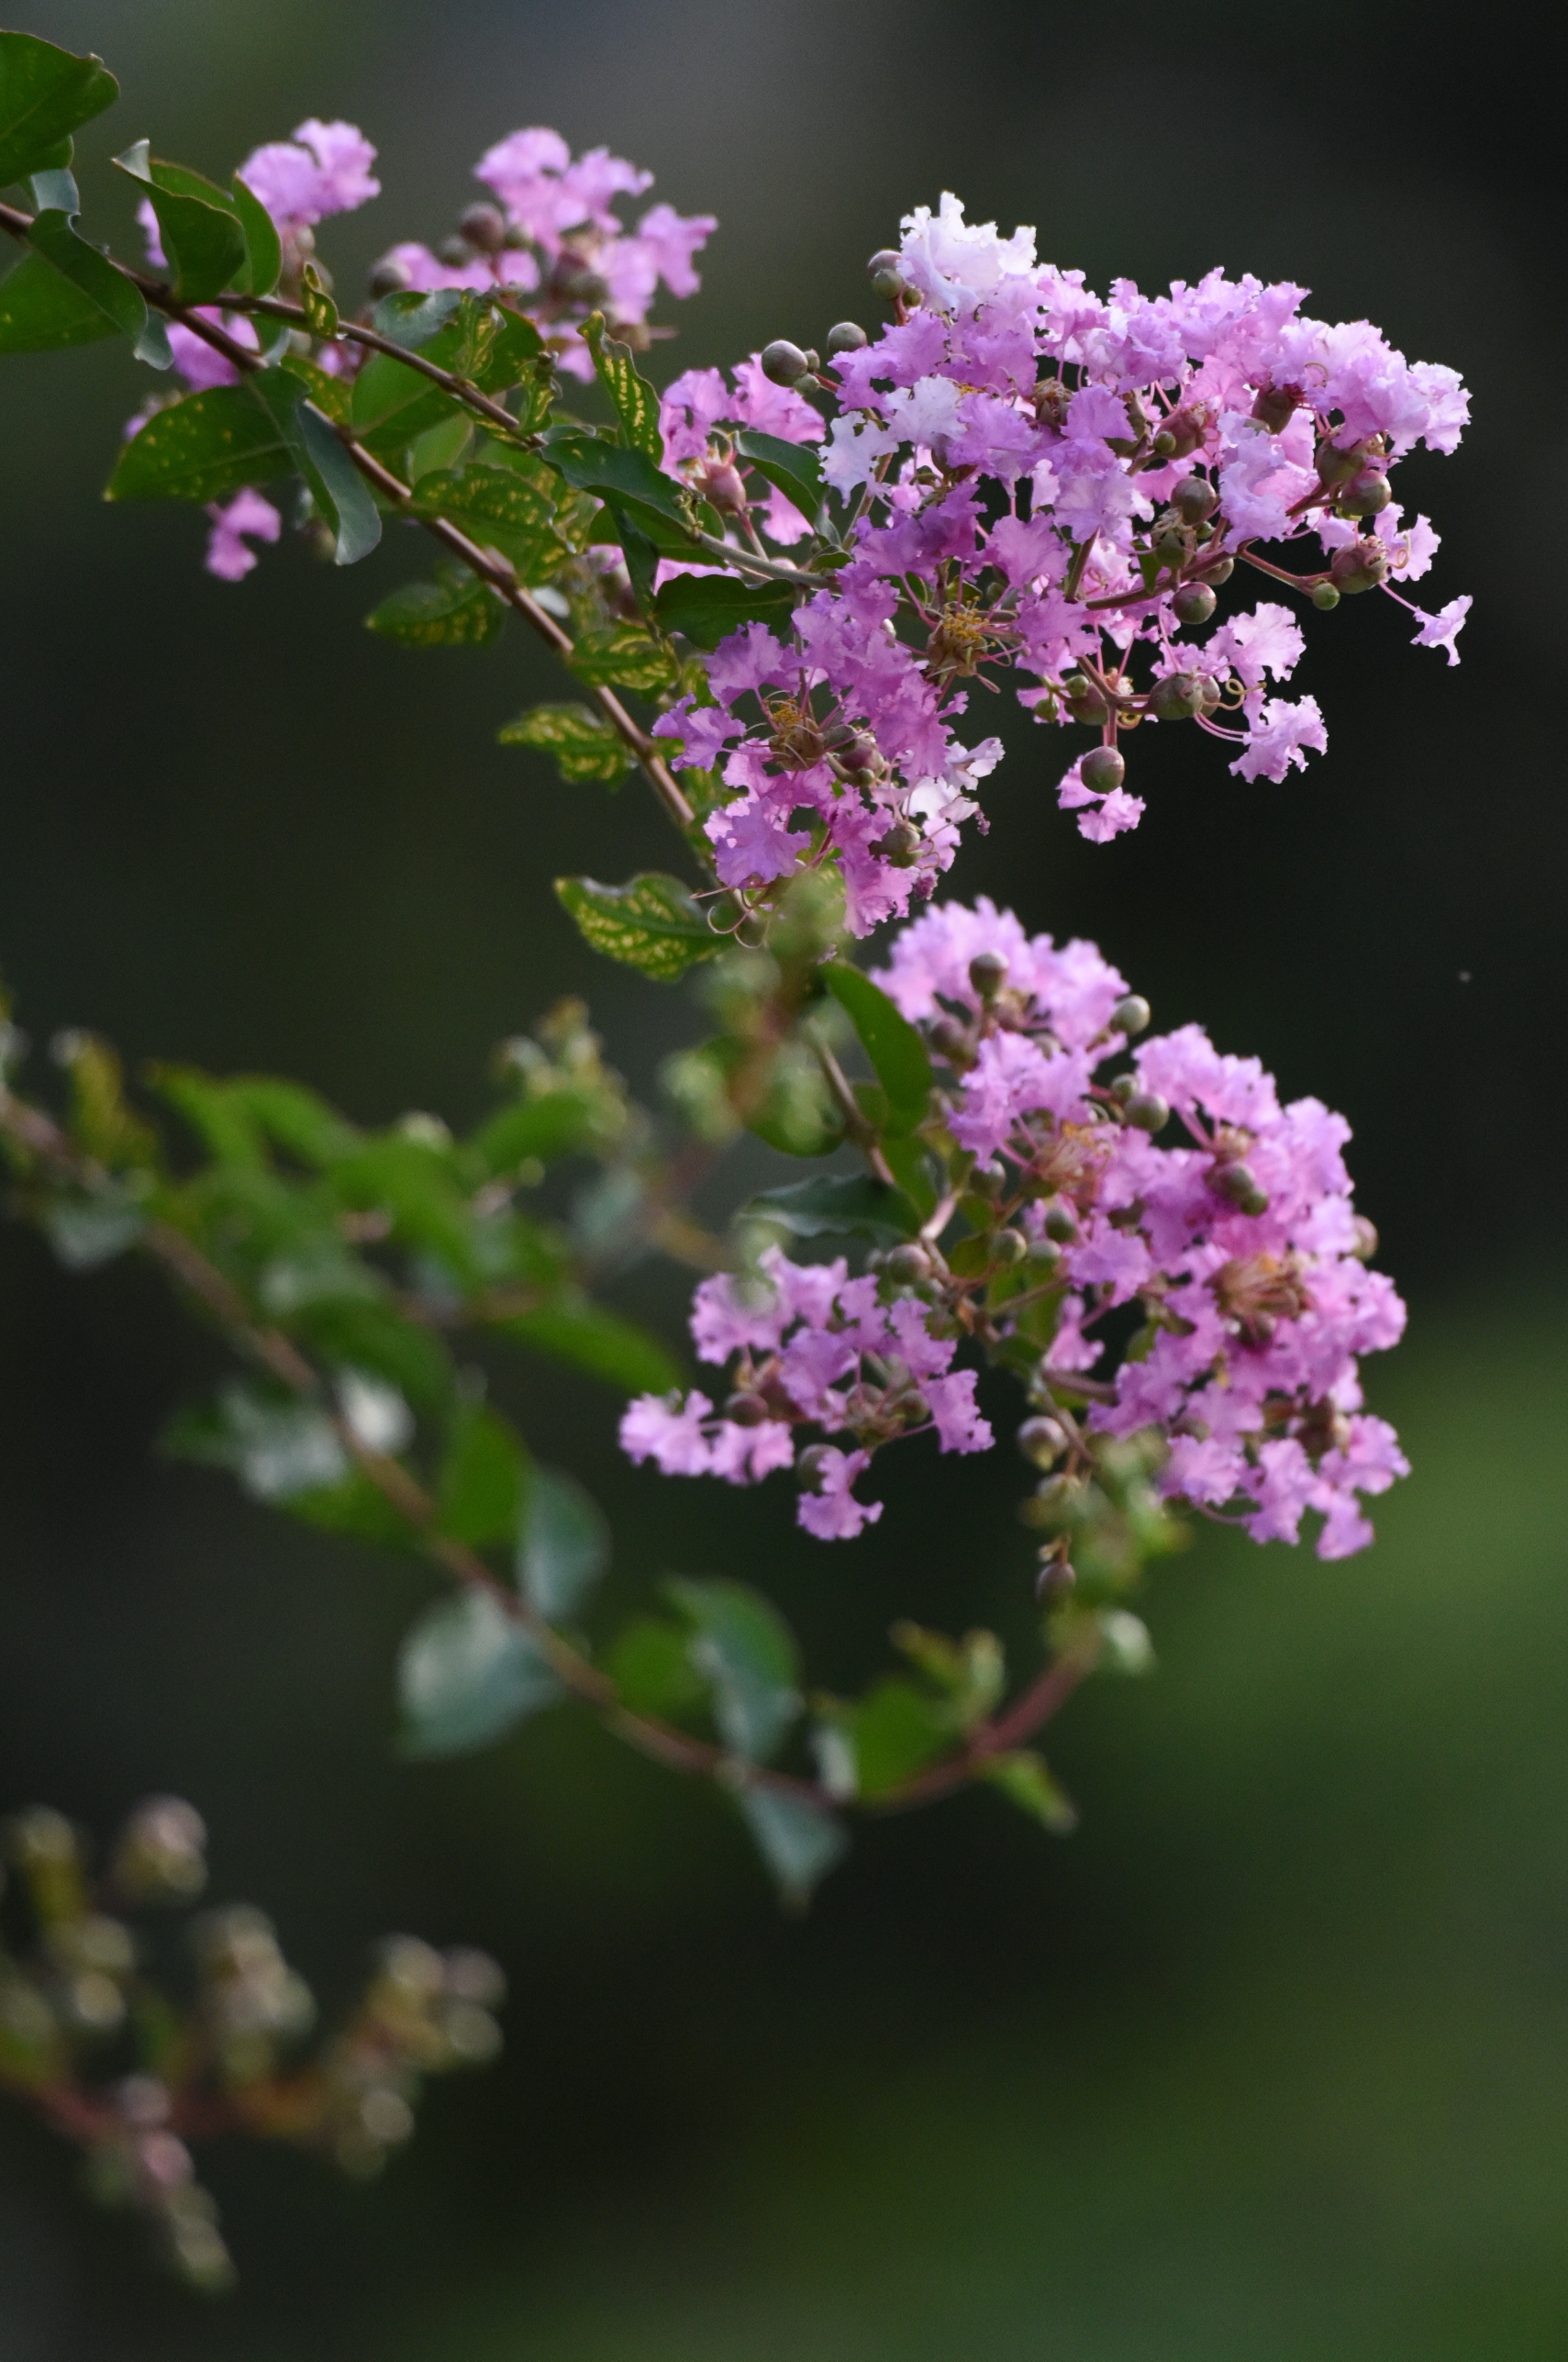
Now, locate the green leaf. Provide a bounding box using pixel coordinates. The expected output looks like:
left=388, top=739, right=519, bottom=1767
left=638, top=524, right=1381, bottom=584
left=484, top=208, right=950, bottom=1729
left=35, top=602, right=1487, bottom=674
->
left=167, top=1382, right=347, bottom=1501
left=27, top=164, right=77, bottom=210
left=0, top=30, right=117, bottom=189
left=406, top=411, right=473, bottom=484
left=225, top=1077, right=361, bottom=1166
left=748, top=1173, right=918, bottom=1245
left=734, top=1786, right=848, bottom=1905
left=40, top=1193, right=145, bottom=1272
left=498, top=701, right=630, bottom=787
left=398, top=1588, right=562, bottom=1758
left=106, top=383, right=293, bottom=505
left=554, top=873, right=720, bottom=983
left=606, top=1615, right=706, bottom=1722
left=113, top=145, right=247, bottom=305
left=0, top=209, right=146, bottom=354
left=517, top=1467, right=609, bottom=1621
left=435, top=1402, right=528, bottom=1547
left=469, top=1087, right=613, bottom=1172
left=667, top=1577, right=801, bottom=1763
left=250, top=368, right=381, bottom=565
left=652, top=573, right=798, bottom=651
left=150, top=1064, right=267, bottom=1164
left=820, top=963, right=933, bottom=1137
left=469, top=302, right=545, bottom=392
left=408, top=463, right=564, bottom=575
left=734, top=429, right=824, bottom=530
left=294, top=1298, right=454, bottom=1416
left=817, top=1677, right=956, bottom=1799
left=545, top=431, right=696, bottom=537
left=584, top=311, right=663, bottom=459
left=367, top=563, right=503, bottom=647
left=228, top=173, right=281, bottom=297
left=285, top=1468, right=415, bottom=1548
left=566, top=625, right=677, bottom=694
left=981, top=1749, right=1078, bottom=1832
left=371, top=286, right=464, bottom=349
left=497, top=1298, right=680, bottom=1396
left=350, top=344, right=466, bottom=454
left=278, top=350, right=350, bottom=424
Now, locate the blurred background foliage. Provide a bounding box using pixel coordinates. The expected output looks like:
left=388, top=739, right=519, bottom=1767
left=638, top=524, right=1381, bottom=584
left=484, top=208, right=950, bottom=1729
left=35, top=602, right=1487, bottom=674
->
left=1, top=0, right=1563, bottom=2352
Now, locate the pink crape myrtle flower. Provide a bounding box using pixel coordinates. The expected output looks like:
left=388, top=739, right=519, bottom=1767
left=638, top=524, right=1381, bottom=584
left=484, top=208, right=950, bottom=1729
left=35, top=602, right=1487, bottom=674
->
left=239, top=119, right=380, bottom=233
left=204, top=489, right=282, bottom=581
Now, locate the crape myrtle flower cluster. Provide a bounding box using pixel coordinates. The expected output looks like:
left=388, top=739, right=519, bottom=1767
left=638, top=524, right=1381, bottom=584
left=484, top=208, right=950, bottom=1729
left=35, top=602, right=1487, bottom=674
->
left=651, top=195, right=1468, bottom=928
left=623, top=897, right=1407, bottom=1560
left=0, top=1798, right=503, bottom=2290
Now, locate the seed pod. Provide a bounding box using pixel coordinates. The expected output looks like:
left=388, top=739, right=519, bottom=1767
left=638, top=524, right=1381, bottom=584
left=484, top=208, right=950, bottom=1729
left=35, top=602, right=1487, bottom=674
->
left=827, top=320, right=868, bottom=352
left=1079, top=745, right=1126, bottom=794
left=1018, top=1416, right=1068, bottom=1467
left=759, top=340, right=812, bottom=388
left=993, top=1228, right=1029, bottom=1265
left=1173, top=475, right=1219, bottom=524
left=459, top=203, right=507, bottom=253
left=1125, top=1091, right=1170, bottom=1134
left=969, top=950, right=1008, bottom=999
left=1251, top=382, right=1301, bottom=433
left=884, top=1243, right=932, bottom=1284
left=1148, top=671, right=1205, bottom=722
left=1329, top=539, right=1389, bottom=595
left=1172, top=583, right=1217, bottom=626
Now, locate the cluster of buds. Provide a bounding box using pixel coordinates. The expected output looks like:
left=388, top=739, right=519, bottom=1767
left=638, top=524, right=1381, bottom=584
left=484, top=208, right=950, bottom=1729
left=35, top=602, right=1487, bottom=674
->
left=0, top=1799, right=503, bottom=2290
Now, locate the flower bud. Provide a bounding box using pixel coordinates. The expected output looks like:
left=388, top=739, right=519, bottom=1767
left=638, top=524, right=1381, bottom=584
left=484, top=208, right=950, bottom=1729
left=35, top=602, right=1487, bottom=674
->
left=867, top=249, right=902, bottom=278
left=1351, top=1215, right=1379, bottom=1262
left=1019, top=1471, right=1083, bottom=1527
left=1251, top=382, right=1301, bottom=433
left=1111, top=993, right=1151, bottom=1036
left=1147, top=671, right=1204, bottom=722
left=929, top=1015, right=973, bottom=1064
left=759, top=340, right=812, bottom=388
left=1312, top=582, right=1341, bottom=609
left=1035, top=1553, right=1078, bottom=1599
left=870, top=818, right=923, bottom=867
left=1329, top=539, right=1389, bottom=595
left=795, top=1444, right=831, bottom=1487
left=1043, top=1202, right=1078, bottom=1243
left=1151, top=430, right=1177, bottom=457
left=1173, top=475, right=1219, bottom=525
left=827, top=320, right=868, bottom=353
left=1109, top=1073, right=1136, bottom=1105
left=437, top=234, right=472, bottom=267
left=1316, top=437, right=1364, bottom=487
left=871, top=267, right=905, bottom=302
left=1079, top=745, right=1125, bottom=794
left=969, top=1160, right=1006, bottom=1199
left=723, top=1391, right=772, bottom=1426
left=1201, top=555, right=1235, bottom=584
left=1125, top=1091, right=1169, bottom=1134
left=884, top=1243, right=931, bottom=1284
left=368, top=254, right=413, bottom=298
left=1172, top=583, right=1217, bottom=626
left=1063, top=676, right=1108, bottom=723
left=968, top=950, right=1007, bottom=999
left=1018, top=1416, right=1068, bottom=1468
left=1338, top=469, right=1391, bottom=518
left=459, top=203, right=507, bottom=253
left=1025, top=1235, right=1062, bottom=1270
left=113, top=1795, right=207, bottom=1904
left=1157, top=405, right=1209, bottom=459
left=1214, top=1161, right=1260, bottom=1205
left=993, top=1227, right=1028, bottom=1265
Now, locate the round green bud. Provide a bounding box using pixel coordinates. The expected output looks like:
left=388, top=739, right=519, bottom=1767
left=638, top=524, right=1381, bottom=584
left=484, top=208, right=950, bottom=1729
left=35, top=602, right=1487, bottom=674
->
left=368, top=254, right=413, bottom=298
left=1172, top=583, right=1218, bottom=626
left=1316, top=436, right=1363, bottom=487
left=1043, top=1202, right=1078, bottom=1243
left=1351, top=1215, right=1379, bottom=1262
left=760, top=340, right=812, bottom=388
left=1173, top=475, right=1219, bottom=524
left=1214, top=1161, right=1259, bottom=1204
left=1147, top=671, right=1205, bottom=722
left=993, top=1227, right=1029, bottom=1265
left=969, top=1160, right=1007, bottom=1199
left=929, top=1015, right=972, bottom=1064
left=1018, top=1415, right=1068, bottom=1467
left=1151, top=521, right=1189, bottom=563
left=1250, top=383, right=1300, bottom=433
left=867, top=249, right=901, bottom=277
left=968, top=949, right=1008, bottom=998
left=884, top=1242, right=932, bottom=1284
left=1338, top=470, right=1391, bottom=518
left=1025, top=1234, right=1062, bottom=1270
left=827, top=320, right=868, bottom=353
left=1079, top=745, right=1126, bottom=794
left=1203, top=555, right=1235, bottom=584
left=723, top=1390, right=771, bottom=1425
left=1151, top=429, right=1178, bottom=457
left=871, top=266, right=905, bottom=303
left=1329, top=540, right=1389, bottom=595
left=1110, top=1073, right=1137, bottom=1105
left=871, top=818, right=923, bottom=867
left=1111, top=993, right=1151, bottom=1036
left=459, top=203, right=507, bottom=253
left=1312, top=581, right=1341, bottom=609
left=437, top=234, right=472, bottom=267
left=796, top=1443, right=831, bottom=1486
left=1125, top=1091, right=1170, bottom=1133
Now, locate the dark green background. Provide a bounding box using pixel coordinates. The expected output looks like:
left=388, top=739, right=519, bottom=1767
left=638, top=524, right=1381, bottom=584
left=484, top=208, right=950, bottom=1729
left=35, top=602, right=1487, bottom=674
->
left=2, top=3, right=1562, bottom=2353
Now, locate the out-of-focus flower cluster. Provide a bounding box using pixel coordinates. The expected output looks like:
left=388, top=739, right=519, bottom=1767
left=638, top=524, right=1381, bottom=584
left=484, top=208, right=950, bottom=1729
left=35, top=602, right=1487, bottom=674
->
left=621, top=1243, right=993, bottom=1539
left=623, top=896, right=1406, bottom=1561
left=653, top=195, right=1468, bottom=930
left=0, top=1799, right=503, bottom=2290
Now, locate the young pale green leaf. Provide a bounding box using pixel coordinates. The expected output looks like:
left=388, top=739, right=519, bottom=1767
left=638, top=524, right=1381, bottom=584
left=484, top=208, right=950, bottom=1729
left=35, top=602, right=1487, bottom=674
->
left=248, top=370, right=382, bottom=564
left=667, top=1577, right=801, bottom=1763
left=228, top=173, right=280, bottom=296
left=496, top=1298, right=680, bottom=1396
left=554, top=874, right=720, bottom=983
left=113, top=146, right=248, bottom=306
left=398, top=1588, right=562, bottom=1758
left=747, top=1173, right=919, bottom=1245
left=27, top=163, right=77, bottom=210
left=0, top=209, right=146, bottom=354
left=584, top=311, right=663, bottom=460
left=652, top=573, right=799, bottom=651
left=820, top=962, right=934, bottom=1137
left=517, top=1467, right=610, bottom=1621
left=567, top=626, right=678, bottom=694
left=367, top=565, right=503, bottom=647
left=168, top=1382, right=349, bottom=1502
left=40, top=1194, right=146, bottom=1272
left=225, top=1077, right=361, bottom=1166
left=735, top=1786, right=848, bottom=1906
left=981, top=1750, right=1078, bottom=1832
left=606, top=1615, right=708, bottom=1722
left=469, top=303, right=545, bottom=392
left=436, top=1402, right=528, bottom=1547
left=816, top=1677, right=956, bottom=1800
left=0, top=30, right=117, bottom=188
left=293, top=1298, right=455, bottom=1417
left=106, top=383, right=293, bottom=504
left=498, top=702, right=630, bottom=786
left=733, top=428, right=824, bottom=530
left=371, top=286, right=464, bottom=349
